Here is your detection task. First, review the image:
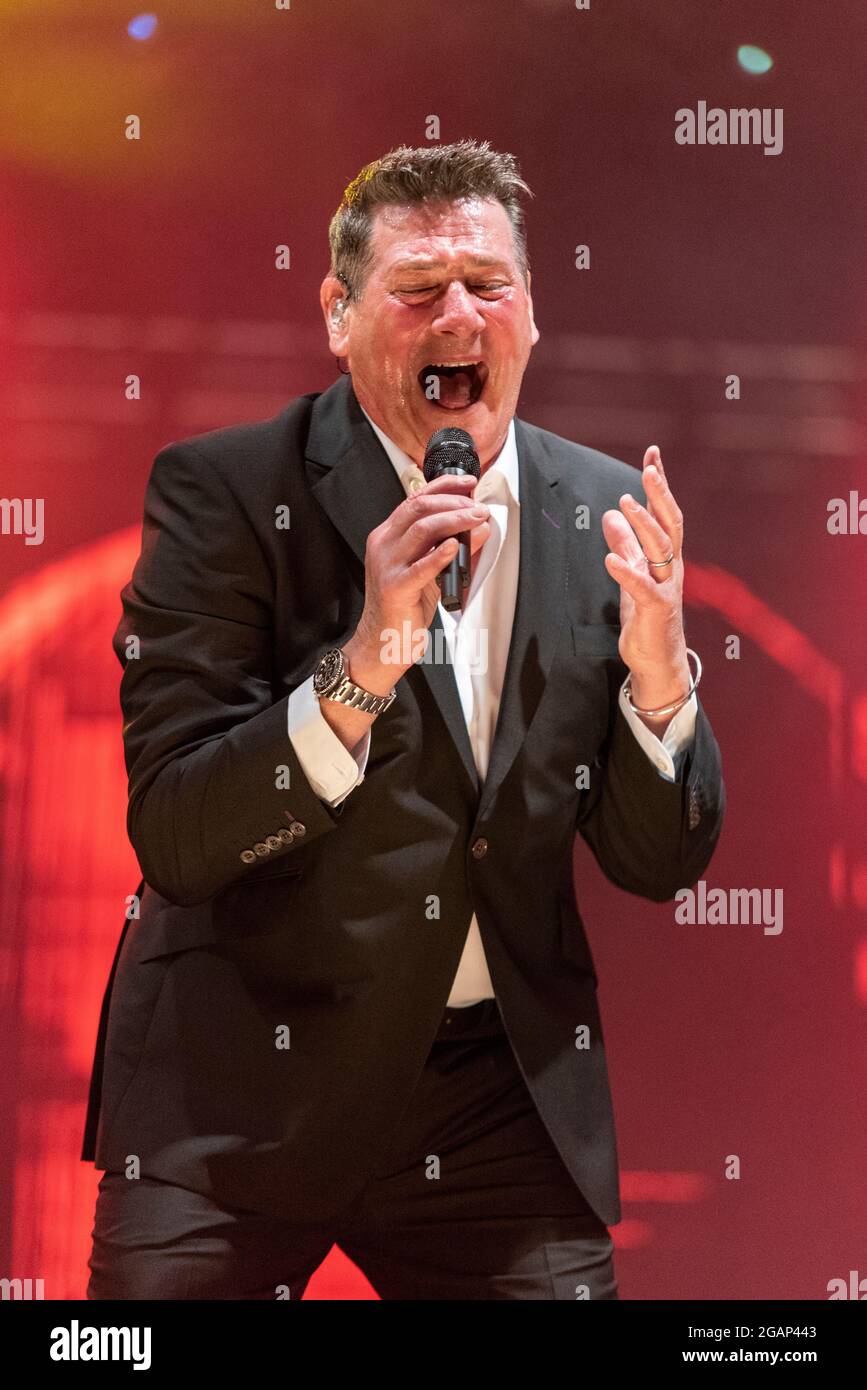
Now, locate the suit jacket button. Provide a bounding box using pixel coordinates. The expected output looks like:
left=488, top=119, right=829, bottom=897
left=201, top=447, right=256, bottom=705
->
left=253, top=842, right=270, bottom=857
left=277, top=827, right=295, bottom=844
left=265, top=835, right=282, bottom=851
left=289, top=821, right=306, bottom=837
left=240, top=849, right=257, bottom=865
left=471, top=837, right=488, bottom=859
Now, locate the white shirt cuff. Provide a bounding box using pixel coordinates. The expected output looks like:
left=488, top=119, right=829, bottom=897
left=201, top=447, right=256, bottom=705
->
left=287, top=674, right=371, bottom=807
left=618, top=678, right=697, bottom=782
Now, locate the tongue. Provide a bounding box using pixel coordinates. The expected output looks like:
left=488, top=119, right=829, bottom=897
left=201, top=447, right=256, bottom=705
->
left=435, top=368, right=474, bottom=409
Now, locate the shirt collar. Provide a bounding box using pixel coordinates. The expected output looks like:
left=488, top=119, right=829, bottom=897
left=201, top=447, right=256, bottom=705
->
left=359, top=405, right=519, bottom=507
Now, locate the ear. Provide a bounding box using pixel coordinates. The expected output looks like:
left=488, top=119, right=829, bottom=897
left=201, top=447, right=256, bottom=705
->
left=320, top=275, right=351, bottom=356
left=526, top=270, right=540, bottom=347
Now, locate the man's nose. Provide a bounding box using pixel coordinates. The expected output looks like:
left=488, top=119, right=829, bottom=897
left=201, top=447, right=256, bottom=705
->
left=432, top=281, right=486, bottom=336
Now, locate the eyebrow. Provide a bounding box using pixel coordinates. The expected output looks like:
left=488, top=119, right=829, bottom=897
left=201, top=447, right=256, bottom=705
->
left=389, top=256, right=511, bottom=274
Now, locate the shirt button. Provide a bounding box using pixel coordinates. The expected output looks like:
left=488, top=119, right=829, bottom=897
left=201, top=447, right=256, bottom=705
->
left=289, top=821, right=306, bottom=837
left=471, top=837, right=488, bottom=859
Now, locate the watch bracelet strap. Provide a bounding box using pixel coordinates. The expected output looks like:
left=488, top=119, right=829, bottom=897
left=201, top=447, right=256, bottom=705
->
left=325, top=675, right=395, bottom=715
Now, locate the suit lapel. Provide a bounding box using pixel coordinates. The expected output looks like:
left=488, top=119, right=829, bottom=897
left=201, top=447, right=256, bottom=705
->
left=304, top=376, right=406, bottom=585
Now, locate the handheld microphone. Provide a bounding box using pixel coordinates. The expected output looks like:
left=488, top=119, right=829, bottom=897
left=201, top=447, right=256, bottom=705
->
left=422, top=427, right=481, bottom=612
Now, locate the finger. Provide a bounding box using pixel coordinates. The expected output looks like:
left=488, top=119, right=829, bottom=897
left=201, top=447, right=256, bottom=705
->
left=409, top=522, right=491, bottom=585
left=643, top=444, right=664, bottom=481
left=601, top=508, right=644, bottom=566
left=618, top=492, right=675, bottom=568
left=419, top=473, right=479, bottom=497
left=469, top=519, right=491, bottom=555
left=396, top=505, right=490, bottom=568
left=399, top=485, right=482, bottom=521
left=410, top=535, right=462, bottom=586
left=604, top=551, right=665, bottom=607
left=642, top=447, right=684, bottom=558
left=389, top=487, right=485, bottom=544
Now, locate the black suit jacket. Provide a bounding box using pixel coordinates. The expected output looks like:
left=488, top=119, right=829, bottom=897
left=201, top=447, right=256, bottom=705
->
left=81, top=375, right=725, bottom=1226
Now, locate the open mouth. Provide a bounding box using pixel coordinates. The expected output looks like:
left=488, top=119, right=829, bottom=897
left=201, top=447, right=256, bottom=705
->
left=416, top=360, right=488, bottom=411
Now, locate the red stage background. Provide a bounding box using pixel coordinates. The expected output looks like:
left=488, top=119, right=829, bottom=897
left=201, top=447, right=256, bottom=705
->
left=1, top=0, right=865, bottom=1299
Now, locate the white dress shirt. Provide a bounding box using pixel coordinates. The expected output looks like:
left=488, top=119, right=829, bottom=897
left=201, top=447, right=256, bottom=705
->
left=287, top=409, right=697, bottom=1006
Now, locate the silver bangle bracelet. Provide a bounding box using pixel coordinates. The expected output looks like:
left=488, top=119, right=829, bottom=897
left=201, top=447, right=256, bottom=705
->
left=623, top=647, right=702, bottom=719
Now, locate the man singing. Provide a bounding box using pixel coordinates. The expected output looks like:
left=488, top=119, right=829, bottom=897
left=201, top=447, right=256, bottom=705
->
left=83, top=140, right=724, bottom=1300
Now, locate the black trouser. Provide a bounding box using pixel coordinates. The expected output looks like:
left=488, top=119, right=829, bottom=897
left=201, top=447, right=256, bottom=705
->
left=87, top=998, right=618, bottom=1300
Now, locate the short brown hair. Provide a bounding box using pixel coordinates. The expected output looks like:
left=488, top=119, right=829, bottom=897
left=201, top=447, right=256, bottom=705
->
left=328, top=139, right=533, bottom=302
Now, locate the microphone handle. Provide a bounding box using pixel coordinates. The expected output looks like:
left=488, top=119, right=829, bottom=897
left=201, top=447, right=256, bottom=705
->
left=436, top=465, right=473, bottom=612
left=439, top=532, right=471, bottom=612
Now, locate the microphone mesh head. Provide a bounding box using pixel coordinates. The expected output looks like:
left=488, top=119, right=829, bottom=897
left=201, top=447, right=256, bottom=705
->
left=422, top=427, right=481, bottom=482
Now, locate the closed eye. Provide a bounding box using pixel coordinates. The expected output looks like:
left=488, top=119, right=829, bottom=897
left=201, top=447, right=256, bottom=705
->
left=396, top=283, right=507, bottom=298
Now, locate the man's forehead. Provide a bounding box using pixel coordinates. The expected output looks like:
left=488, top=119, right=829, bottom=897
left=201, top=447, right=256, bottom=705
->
left=369, top=198, right=515, bottom=267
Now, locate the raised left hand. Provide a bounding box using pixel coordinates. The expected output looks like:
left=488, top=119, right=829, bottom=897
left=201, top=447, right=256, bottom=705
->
left=601, top=446, right=690, bottom=722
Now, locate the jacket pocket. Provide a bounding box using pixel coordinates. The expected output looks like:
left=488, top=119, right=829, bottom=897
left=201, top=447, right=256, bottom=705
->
left=570, top=620, right=623, bottom=660
left=134, top=867, right=304, bottom=962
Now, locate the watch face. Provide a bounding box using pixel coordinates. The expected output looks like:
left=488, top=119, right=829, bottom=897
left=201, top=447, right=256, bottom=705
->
left=314, top=647, right=344, bottom=696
